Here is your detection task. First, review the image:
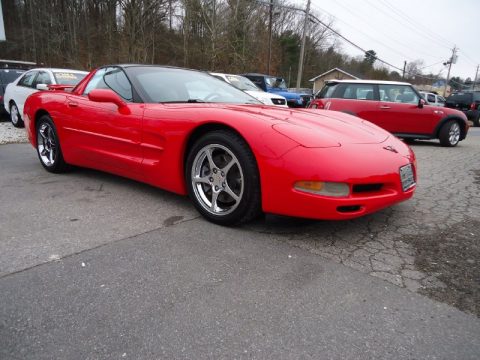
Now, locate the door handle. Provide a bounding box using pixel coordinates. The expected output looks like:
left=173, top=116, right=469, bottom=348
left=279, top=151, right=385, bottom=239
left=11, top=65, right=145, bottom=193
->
left=67, top=101, right=78, bottom=107
left=380, top=105, right=391, bottom=109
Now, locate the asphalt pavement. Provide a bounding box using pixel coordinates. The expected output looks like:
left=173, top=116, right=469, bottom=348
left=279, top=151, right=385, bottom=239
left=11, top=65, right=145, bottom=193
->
left=1, top=130, right=479, bottom=359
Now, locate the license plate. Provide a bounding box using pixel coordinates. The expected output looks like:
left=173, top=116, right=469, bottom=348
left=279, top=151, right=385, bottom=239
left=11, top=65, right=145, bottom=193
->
left=399, top=164, right=415, bottom=191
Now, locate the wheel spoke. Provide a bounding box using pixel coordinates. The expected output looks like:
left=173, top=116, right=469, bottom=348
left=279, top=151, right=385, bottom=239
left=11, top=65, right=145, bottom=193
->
left=210, top=190, right=220, bottom=212
left=223, top=184, right=240, bottom=202
left=49, top=148, right=55, bottom=163
left=193, top=175, right=211, bottom=185
left=205, top=147, right=217, bottom=170
left=221, top=158, right=236, bottom=175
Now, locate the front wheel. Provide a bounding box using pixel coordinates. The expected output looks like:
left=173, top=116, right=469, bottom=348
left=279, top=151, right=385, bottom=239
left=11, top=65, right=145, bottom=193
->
left=36, top=115, right=69, bottom=173
left=186, top=130, right=261, bottom=226
left=10, top=102, right=24, bottom=128
left=439, top=120, right=460, bottom=147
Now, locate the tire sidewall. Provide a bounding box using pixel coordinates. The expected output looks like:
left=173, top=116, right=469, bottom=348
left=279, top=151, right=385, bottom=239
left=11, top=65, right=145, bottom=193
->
left=10, top=102, right=24, bottom=128
left=439, top=120, right=460, bottom=147
left=36, top=115, right=67, bottom=173
left=186, top=131, right=260, bottom=225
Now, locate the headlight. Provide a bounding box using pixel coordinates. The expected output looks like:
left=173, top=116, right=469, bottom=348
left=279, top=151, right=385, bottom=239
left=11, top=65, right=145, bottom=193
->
left=294, top=181, right=350, bottom=197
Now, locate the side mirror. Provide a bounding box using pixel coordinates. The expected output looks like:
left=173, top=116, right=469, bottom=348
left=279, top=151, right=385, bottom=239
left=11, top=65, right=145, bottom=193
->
left=418, top=98, right=426, bottom=108
left=36, top=84, right=49, bottom=91
left=88, top=89, right=130, bottom=114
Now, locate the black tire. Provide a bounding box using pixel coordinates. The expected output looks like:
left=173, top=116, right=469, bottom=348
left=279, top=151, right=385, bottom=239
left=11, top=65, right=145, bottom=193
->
left=10, top=102, right=24, bottom=128
left=473, top=114, right=480, bottom=127
left=185, top=130, right=261, bottom=226
left=36, top=115, right=69, bottom=173
left=439, top=120, right=460, bottom=147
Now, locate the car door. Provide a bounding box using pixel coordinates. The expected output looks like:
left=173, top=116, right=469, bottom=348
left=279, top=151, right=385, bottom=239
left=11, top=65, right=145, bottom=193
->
left=376, top=84, right=434, bottom=135
left=11, top=70, right=39, bottom=114
left=326, top=82, right=379, bottom=121
left=63, top=67, right=145, bottom=180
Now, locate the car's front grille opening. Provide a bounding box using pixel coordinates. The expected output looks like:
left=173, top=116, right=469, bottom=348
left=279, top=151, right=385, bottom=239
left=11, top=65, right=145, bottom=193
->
left=337, top=205, right=362, bottom=213
left=272, top=98, right=286, bottom=105
left=352, top=183, right=383, bottom=193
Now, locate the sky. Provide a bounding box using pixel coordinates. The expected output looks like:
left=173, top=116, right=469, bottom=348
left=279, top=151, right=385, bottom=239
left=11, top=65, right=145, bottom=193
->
left=298, top=0, right=479, bottom=81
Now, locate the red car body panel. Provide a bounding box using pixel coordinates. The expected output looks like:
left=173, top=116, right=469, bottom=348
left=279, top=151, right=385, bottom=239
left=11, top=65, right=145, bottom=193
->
left=23, top=69, right=417, bottom=221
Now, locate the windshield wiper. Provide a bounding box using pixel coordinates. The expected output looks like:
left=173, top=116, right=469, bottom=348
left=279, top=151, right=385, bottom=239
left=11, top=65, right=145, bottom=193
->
left=160, top=99, right=205, bottom=103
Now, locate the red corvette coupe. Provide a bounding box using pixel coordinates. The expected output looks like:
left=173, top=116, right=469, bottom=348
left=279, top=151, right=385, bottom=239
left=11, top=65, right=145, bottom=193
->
left=23, top=65, right=416, bottom=225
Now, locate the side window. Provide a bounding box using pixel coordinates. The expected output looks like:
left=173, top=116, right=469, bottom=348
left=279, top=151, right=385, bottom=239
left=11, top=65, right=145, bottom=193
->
left=427, top=94, right=435, bottom=103
left=103, top=68, right=133, bottom=101
left=379, top=85, right=419, bottom=104
left=84, top=67, right=133, bottom=102
left=83, top=68, right=109, bottom=95
left=338, top=84, right=375, bottom=100
left=18, top=71, right=37, bottom=88
left=33, top=72, right=52, bottom=87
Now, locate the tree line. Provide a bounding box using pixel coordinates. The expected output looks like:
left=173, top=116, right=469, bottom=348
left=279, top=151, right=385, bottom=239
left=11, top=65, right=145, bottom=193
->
left=1, top=0, right=447, bottom=88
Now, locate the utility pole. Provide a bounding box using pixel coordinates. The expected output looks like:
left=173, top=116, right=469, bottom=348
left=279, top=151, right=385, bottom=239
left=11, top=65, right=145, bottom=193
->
left=296, top=0, right=311, bottom=91
left=267, top=0, right=273, bottom=74
left=443, top=45, right=457, bottom=97
left=402, top=61, right=407, bottom=79
left=472, top=65, right=479, bottom=91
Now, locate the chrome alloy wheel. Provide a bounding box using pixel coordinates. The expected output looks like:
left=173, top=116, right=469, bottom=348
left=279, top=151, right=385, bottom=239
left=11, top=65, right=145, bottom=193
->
left=191, top=144, right=244, bottom=216
left=37, top=122, right=57, bottom=167
left=448, top=122, right=460, bottom=145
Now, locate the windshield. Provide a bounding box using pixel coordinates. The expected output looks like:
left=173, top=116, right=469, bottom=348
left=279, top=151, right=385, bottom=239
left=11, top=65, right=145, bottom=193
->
left=125, top=67, right=261, bottom=104
left=0, top=69, right=25, bottom=84
left=53, top=71, right=87, bottom=86
left=225, top=75, right=260, bottom=91
left=265, top=76, right=287, bottom=89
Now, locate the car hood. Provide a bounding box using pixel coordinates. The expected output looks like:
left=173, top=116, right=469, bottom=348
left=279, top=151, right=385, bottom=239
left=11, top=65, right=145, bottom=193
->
left=223, top=105, right=390, bottom=147
left=268, top=89, right=301, bottom=100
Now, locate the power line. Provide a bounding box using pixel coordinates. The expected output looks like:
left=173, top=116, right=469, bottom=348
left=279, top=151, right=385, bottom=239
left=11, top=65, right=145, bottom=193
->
left=377, top=0, right=455, bottom=48
left=316, top=1, right=445, bottom=61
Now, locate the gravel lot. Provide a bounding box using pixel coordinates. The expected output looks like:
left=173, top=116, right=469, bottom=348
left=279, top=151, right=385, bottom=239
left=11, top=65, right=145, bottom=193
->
left=0, top=119, right=28, bottom=144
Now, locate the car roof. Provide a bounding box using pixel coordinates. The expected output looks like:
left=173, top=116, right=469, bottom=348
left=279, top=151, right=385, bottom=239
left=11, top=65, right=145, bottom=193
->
left=25, top=67, right=88, bottom=74
left=326, top=79, right=412, bottom=86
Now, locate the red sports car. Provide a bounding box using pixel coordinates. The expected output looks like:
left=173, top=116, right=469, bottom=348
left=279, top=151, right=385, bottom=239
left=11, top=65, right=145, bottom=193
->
left=23, top=65, right=416, bottom=225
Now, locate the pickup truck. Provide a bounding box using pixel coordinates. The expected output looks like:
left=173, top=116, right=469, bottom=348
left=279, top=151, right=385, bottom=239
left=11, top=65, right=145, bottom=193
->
left=242, top=73, right=311, bottom=108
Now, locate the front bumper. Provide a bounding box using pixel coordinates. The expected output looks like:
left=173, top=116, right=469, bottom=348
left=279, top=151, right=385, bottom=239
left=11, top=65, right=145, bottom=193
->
left=259, top=142, right=416, bottom=220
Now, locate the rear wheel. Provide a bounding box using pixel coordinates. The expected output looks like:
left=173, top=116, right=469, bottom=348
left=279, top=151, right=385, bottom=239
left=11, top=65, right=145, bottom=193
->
left=439, top=120, right=460, bottom=147
left=473, top=113, right=480, bottom=127
left=36, top=115, right=69, bottom=173
left=10, top=102, right=24, bottom=128
left=186, top=130, right=261, bottom=226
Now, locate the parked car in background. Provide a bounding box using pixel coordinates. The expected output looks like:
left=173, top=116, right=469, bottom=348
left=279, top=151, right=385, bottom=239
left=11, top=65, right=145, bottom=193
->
left=419, top=91, right=445, bottom=107
left=309, top=80, right=469, bottom=147
left=23, top=65, right=416, bottom=225
left=445, top=91, right=480, bottom=127
left=242, top=73, right=311, bottom=108
left=0, top=59, right=37, bottom=116
left=4, top=67, right=88, bottom=127
left=210, top=72, right=287, bottom=106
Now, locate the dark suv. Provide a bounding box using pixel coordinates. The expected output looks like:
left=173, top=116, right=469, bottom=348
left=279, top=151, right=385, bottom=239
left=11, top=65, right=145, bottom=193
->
left=0, top=60, right=37, bottom=116
left=445, top=91, right=480, bottom=126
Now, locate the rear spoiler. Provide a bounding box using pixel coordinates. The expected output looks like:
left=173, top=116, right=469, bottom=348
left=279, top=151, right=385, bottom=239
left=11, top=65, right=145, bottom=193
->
left=47, top=84, right=75, bottom=91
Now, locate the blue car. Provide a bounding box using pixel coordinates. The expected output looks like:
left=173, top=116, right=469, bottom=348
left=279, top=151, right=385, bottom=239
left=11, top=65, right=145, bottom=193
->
left=242, top=73, right=311, bottom=108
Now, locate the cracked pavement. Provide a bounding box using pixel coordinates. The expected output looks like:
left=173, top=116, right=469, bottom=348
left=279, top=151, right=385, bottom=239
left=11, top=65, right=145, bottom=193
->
left=248, top=131, right=480, bottom=315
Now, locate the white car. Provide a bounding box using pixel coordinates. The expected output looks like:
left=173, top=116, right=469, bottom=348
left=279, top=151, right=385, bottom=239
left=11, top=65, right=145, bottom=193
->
left=419, top=91, right=446, bottom=107
left=210, top=72, right=288, bottom=107
left=4, top=68, right=88, bottom=127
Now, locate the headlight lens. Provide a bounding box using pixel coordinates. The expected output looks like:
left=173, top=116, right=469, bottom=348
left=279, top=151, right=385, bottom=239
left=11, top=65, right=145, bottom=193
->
left=294, top=181, right=350, bottom=197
